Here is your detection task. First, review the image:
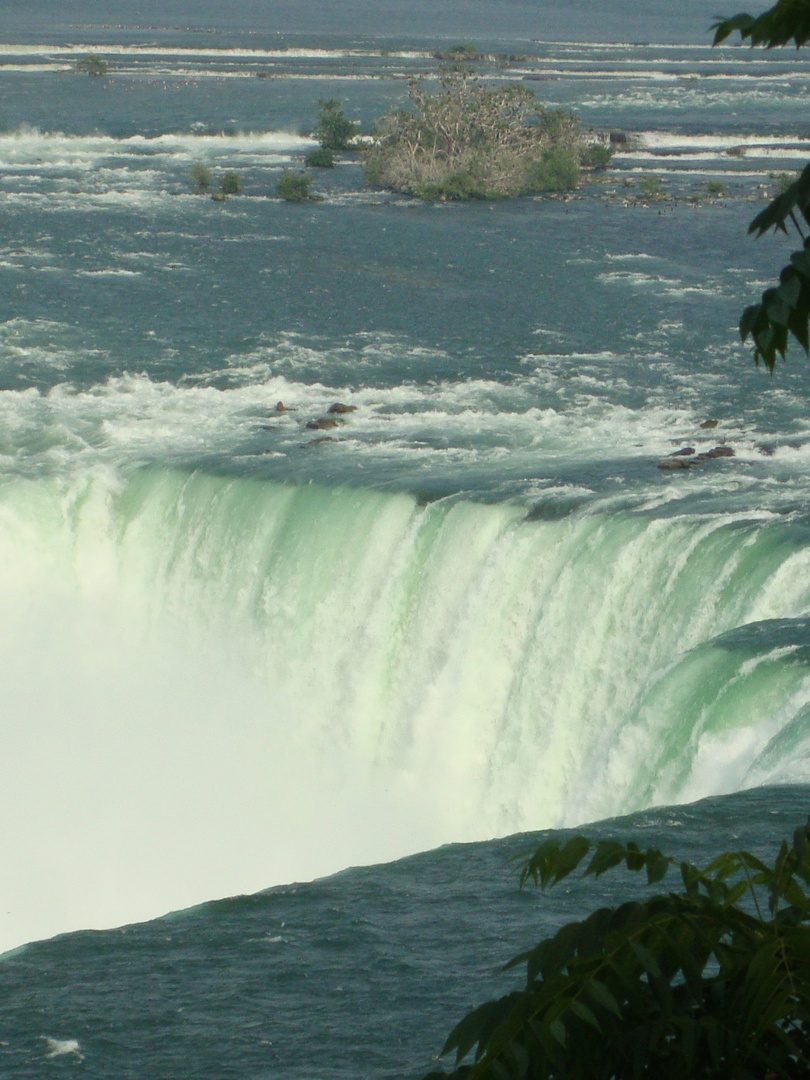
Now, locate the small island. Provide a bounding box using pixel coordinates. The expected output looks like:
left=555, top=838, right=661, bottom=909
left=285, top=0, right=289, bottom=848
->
left=363, top=72, right=611, bottom=201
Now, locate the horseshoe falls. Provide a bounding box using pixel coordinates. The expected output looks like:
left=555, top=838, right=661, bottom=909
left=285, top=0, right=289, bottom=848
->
left=4, top=469, right=810, bottom=946
left=3, top=0, right=810, bottom=1076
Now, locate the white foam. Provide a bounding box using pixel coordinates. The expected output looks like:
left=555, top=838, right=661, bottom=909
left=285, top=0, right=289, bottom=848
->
left=41, top=1038, right=83, bottom=1061
left=0, top=43, right=431, bottom=60
left=636, top=131, right=810, bottom=151
left=0, top=127, right=314, bottom=169
left=75, top=268, right=143, bottom=278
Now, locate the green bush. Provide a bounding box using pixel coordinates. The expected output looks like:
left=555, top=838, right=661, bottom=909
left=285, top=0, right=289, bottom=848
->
left=313, top=99, right=358, bottom=152
left=75, top=54, right=108, bottom=76
left=525, top=145, right=581, bottom=193
left=191, top=163, right=213, bottom=192
left=277, top=170, right=312, bottom=202
left=581, top=143, right=613, bottom=169
left=639, top=174, right=667, bottom=200
left=414, top=169, right=484, bottom=201
left=221, top=171, right=240, bottom=195
left=305, top=146, right=335, bottom=168
left=425, top=822, right=810, bottom=1079
left=434, top=42, right=479, bottom=61
left=705, top=178, right=725, bottom=196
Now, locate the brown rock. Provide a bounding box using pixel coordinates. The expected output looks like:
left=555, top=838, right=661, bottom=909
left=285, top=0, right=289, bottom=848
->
left=327, top=402, right=357, bottom=414
left=306, top=417, right=340, bottom=431
left=700, top=419, right=718, bottom=430
left=704, top=445, right=734, bottom=458
left=275, top=401, right=287, bottom=412
left=670, top=446, right=695, bottom=457
left=658, top=457, right=692, bottom=470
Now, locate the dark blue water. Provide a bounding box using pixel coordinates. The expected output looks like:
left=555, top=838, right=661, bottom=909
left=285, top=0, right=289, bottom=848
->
left=1, top=788, right=806, bottom=1079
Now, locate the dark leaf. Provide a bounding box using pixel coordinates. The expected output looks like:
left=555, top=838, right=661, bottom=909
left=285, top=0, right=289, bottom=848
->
left=585, top=978, right=623, bottom=1018
left=549, top=836, right=592, bottom=886
left=585, top=840, right=627, bottom=879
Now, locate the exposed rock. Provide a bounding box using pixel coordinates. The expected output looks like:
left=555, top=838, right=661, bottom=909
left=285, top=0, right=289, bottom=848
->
left=704, top=445, right=734, bottom=458
left=670, top=446, right=695, bottom=457
left=275, top=401, right=287, bottom=412
left=306, top=417, right=340, bottom=431
left=610, top=131, right=628, bottom=145
left=211, top=190, right=227, bottom=202
left=327, top=402, right=357, bottom=414
left=658, top=457, right=692, bottom=470
left=700, top=418, right=718, bottom=429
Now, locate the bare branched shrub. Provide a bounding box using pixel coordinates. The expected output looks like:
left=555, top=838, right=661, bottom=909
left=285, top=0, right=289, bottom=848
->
left=364, top=74, right=609, bottom=200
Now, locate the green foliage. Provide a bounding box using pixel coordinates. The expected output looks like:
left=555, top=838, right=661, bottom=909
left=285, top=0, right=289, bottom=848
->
left=713, top=1, right=810, bottom=48
left=524, top=145, right=580, bottom=194
left=313, top=99, right=358, bottom=152
left=713, top=2, right=810, bottom=369
left=639, top=174, right=667, bottom=200
left=414, top=169, right=483, bottom=202
left=305, top=146, right=335, bottom=168
left=191, top=163, right=213, bottom=192
left=221, top=171, right=240, bottom=195
left=364, top=74, right=605, bottom=201
left=705, top=179, right=726, bottom=196
left=425, top=822, right=810, bottom=1079
left=75, top=54, right=108, bottom=76
left=434, top=42, right=479, bottom=62
left=580, top=143, right=612, bottom=169
left=277, top=170, right=312, bottom=202
left=773, top=170, right=801, bottom=195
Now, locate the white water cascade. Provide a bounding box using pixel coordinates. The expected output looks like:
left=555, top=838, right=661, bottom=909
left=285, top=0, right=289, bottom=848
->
left=3, top=466, right=810, bottom=953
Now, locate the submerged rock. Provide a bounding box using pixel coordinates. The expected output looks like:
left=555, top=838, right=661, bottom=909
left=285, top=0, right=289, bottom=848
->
left=306, top=417, right=340, bottom=431
left=700, top=418, right=719, bottom=430
left=659, top=443, right=735, bottom=471
left=327, top=403, right=357, bottom=414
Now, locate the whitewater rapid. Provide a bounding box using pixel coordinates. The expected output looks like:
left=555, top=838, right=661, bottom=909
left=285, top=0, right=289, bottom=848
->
left=2, top=466, right=810, bottom=953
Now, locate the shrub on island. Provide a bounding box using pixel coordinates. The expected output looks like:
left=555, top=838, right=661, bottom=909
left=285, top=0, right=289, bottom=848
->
left=433, top=42, right=479, bottom=62
left=364, top=74, right=611, bottom=201
left=639, top=174, right=668, bottom=201
left=306, top=146, right=335, bottom=168
left=277, top=170, right=313, bottom=202
left=221, top=170, right=241, bottom=195
left=581, top=142, right=612, bottom=169
left=313, top=99, right=358, bottom=152
left=191, top=163, right=213, bottom=192
left=75, top=54, right=108, bottom=76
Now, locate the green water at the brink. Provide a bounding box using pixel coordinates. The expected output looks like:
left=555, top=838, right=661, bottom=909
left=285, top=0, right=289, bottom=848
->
left=2, top=0, right=810, bottom=1074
